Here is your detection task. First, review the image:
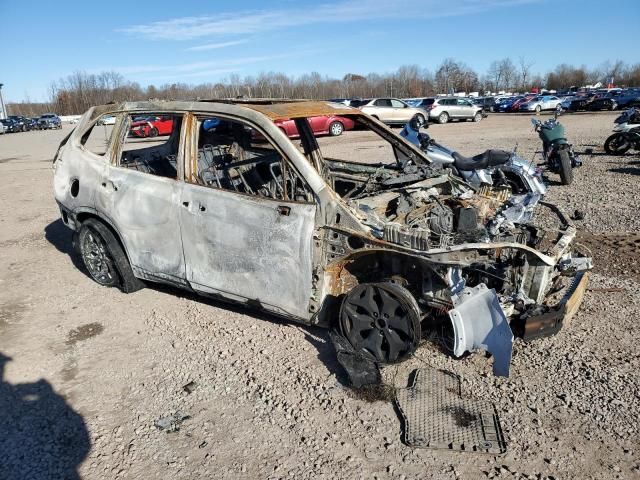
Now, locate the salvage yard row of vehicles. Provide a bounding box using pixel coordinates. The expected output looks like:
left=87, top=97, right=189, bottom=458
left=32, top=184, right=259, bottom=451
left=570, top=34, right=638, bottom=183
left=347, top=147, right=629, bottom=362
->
left=53, top=98, right=592, bottom=378
left=493, top=88, right=640, bottom=113
left=0, top=113, right=62, bottom=134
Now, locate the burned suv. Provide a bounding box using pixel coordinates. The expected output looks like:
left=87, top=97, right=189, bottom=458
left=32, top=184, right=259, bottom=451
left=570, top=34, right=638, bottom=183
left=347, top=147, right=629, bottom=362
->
left=53, top=100, right=591, bottom=376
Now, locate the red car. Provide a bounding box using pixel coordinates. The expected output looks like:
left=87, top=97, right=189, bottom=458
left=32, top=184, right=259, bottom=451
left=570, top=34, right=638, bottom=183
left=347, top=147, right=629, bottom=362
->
left=274, top=115, right=355, bottom=138
left=509, top=94, right=537, bottom=112
left=129, top=115, right=174, bottom=138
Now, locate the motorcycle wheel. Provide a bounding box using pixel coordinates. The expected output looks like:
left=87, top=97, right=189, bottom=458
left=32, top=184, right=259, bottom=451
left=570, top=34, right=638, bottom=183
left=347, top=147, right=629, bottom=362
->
left=558, top=149, right=573, bottom=185
left=604, top=133, right=631, bottom=155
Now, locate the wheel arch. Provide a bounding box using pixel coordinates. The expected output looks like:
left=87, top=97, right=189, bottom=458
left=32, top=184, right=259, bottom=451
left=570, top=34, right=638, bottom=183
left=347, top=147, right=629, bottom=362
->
left=74, top=209, right=133, bottom=266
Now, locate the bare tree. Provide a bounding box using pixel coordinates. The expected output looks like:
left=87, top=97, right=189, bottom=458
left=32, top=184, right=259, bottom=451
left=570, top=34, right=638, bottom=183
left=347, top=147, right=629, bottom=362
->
left=518, top=56, right=535, bottom=91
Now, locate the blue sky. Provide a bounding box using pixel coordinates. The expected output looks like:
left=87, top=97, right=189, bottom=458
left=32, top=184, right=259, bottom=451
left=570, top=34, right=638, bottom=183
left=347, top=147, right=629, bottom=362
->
left=2, top=0, right=639, bottom=102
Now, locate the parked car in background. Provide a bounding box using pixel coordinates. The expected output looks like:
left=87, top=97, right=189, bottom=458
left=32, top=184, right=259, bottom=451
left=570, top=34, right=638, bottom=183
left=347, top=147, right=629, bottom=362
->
left=561, top=94, right=595, bottom=112
left=518, top=95, right=562, bottom=112
left=0, top=118, right=21, bottom=133
left=129, top=115, right=174, bottom=138
left=404, top=97, right=435, bottom=110
left=427, top=97, right=484, bottom=124
left=587, top=92, right=621, bottom=111
left=495, top=96, right=523, bottom=112
left=7, top=115, right=34, bottom=132
left=614, top=90, right=640, bottom=109
left=26, top=118, right=39, bottom=130
left=38, top=113, right=62, bottom=129
left=97, top=115, right=117, bottom=125
left=275, top=115, right=355, bottom=137
left=358, top=98, right=428, bottom=125
left=0, top=121, right=8, bottom=134
left=510, top=94, right=537, bottom=112
left=472, top=96, right=497, bottom=112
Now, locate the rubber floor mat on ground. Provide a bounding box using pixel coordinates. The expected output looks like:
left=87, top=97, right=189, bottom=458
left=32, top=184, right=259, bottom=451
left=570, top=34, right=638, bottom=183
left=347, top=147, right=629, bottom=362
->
left=395, top=368, right=506, bottom=454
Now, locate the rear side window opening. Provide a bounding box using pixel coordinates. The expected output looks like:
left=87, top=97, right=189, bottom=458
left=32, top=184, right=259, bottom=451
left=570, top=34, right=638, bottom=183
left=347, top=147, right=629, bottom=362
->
left=117, top=113, right=184, bottom=179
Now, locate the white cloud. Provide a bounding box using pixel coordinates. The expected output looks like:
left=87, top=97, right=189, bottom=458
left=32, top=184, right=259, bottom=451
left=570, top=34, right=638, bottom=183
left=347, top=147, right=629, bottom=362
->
left=120, top=0, right=538, bottom=40
left=99, top=51, right=309, bottom=78
left=186, top=39, right=249, bottom=52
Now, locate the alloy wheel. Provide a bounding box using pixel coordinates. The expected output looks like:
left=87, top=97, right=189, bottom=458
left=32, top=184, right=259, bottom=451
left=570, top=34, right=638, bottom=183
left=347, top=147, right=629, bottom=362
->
left=81, top=230, right=116, bottom=284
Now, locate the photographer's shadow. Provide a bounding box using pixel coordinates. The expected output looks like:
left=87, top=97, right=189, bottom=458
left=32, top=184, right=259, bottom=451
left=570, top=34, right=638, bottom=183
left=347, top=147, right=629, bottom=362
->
left=0, top=353, right=90, bottom=480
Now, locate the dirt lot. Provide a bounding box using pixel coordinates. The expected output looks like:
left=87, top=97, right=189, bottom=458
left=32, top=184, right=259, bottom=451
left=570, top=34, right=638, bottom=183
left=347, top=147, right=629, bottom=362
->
left=1, top=112, right=639, bottom=479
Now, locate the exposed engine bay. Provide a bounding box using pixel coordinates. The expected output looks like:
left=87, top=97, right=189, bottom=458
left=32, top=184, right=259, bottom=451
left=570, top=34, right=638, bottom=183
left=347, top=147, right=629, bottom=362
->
left=325, top=159, right=591, bottom=376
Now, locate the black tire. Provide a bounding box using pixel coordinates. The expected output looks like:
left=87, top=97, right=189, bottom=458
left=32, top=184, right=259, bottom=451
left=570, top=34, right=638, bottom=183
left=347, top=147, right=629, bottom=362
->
left=558, top=149, right=573, bottom=185
left=414, top=113, right=426, bottom=126
left=535, top=105, right=542, bottom=113
left=473, top=112, right=482, bottom=122
left=339, top=282, right=421, bottom=364
left=328, top=121, right=344, bottom=136
left=148, top=127, right=159, bottom=138
left=77, top=218, right=144, bottom=293
left=610, top=102, right=618, bottom=111
left=438, top=112, right=449, bottom=124
left=604, top=133, right=631, bottom=155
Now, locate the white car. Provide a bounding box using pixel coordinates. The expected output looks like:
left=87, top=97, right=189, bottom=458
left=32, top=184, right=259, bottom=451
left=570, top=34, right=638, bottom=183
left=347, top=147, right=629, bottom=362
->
left=519, top=95, right=562, bottom=112
left=97, top=115, right=116, bottom=126
left=359, top=98, right=428, bottom=125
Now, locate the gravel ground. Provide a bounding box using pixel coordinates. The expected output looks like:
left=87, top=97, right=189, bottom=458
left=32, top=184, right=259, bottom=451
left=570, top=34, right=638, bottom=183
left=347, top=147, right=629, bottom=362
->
left=0, top=112, right=638, bottom=479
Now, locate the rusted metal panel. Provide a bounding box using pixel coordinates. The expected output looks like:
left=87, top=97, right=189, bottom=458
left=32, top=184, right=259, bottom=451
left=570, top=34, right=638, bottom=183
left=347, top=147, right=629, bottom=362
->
left=523, top=271, right=589, bottom=341
left=243, top=101, right=358, bottom=120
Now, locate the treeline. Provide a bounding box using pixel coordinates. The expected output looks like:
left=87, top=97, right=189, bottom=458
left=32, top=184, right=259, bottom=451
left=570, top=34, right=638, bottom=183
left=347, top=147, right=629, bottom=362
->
left=8, top=59, right=640, bottom=116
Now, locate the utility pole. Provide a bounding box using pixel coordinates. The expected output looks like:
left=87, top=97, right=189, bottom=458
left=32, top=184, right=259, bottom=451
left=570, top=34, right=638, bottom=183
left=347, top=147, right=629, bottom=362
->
left=0, top=84, right=6, bottom=119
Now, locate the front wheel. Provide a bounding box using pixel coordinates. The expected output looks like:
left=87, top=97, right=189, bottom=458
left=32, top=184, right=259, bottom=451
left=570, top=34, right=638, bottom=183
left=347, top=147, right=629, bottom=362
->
left=148, top=127, right=159, bottom=138
left=473, top=112, right=482, bottom=122
left=535, top=105, right=542, bottom=113
left=604, top=133, right=631, bottom=155
left=339, top=282, right=421, bottom=364
left=328, top=121, right=344, bottom=136
left=558, top=149, right=573, bottom=185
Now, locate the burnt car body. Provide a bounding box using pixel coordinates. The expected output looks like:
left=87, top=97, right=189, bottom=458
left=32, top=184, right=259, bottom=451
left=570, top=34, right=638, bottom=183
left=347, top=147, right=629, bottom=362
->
left=52, top=100, right=591, bottom=376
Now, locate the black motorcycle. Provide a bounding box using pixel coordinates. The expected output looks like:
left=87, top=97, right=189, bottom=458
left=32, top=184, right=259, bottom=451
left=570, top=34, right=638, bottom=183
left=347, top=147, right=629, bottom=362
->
left=604, top=107, right=640, bottom=155
left=530, top=110, right=581, bottom=185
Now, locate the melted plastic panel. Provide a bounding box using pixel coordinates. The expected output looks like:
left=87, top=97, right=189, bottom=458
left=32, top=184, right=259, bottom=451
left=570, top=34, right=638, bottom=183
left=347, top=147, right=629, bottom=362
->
left=395, top=369, right=506, bottom=454
left=449, top=285, right=514, bottom=377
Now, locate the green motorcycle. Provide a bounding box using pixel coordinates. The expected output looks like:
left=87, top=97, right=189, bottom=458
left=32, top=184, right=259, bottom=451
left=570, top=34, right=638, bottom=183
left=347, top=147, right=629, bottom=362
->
left=531, top=111, right=581, bottom=185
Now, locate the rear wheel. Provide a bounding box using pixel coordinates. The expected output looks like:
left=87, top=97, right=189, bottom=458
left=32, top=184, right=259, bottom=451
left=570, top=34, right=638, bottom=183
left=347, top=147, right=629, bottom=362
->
left=328, top=121, right=344, bottom=136
left=339, top=282, right=421, bottom=364
left=604, top=133, right=631, bottom=154
left=438, top=112, right=449, bottom=124
left=77, top=218, right=144, bottom=293
left=558, top=149, right=573, bottom=185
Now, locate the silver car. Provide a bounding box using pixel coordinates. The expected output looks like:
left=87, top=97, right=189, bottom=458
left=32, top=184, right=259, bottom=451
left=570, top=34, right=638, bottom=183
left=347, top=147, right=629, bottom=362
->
left=519, top=95, right=562, bottom=112
left=427, top=97, right=484, bottom=124
left=52, top=100, right=590, bottom=376
left=359, top=98, right=428, bottom=125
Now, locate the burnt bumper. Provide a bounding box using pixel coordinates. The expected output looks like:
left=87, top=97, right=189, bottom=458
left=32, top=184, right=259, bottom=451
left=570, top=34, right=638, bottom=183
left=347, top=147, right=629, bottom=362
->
left=522, top=271, right=589, bottom=341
